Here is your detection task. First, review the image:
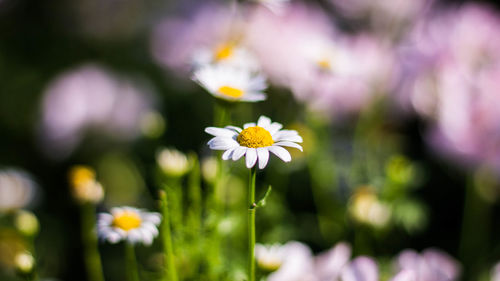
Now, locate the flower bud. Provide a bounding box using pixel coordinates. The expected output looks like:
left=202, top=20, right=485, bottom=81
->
left=14, top=251, right=35, bottom=274
left=156, top=148, right=190, bottom=178
left=69, top=166, right=104, bottom=204
left=201, top=156, right=217, bottom=183
left=14, top=210, right=39, bottom=237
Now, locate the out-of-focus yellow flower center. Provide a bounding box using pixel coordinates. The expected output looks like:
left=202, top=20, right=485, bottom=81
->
left=237, top=126, right=274, bottom=148
left=214, top=44, right=234, bottom=61
left=69, top=166, right=95, bottom=187
left=112, top=211, right=142, bottom=231
left=218, top=86, right=244, bottom=98
left=258, top=259, right=282, bottom=273
left=317, top=58, right=332, bottom=70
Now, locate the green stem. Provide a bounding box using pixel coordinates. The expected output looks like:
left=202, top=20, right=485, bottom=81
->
left=80, top=204, right=105, bottom=281
left=159, top=191, right=178, bottom=281
left=124, top=243, right=140, bottom=281
left=459, top=173, right=491, bottom=280
left=247, top=167, right=257, bottom=281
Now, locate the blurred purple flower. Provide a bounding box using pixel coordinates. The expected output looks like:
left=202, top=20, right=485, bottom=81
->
left=151, top=3, right=257, bottom=75
left=393, top=248, right=461, bottom=281
left=266, top=241, right=316, bottom=281
left=315, top=242, right=352, bottom=281
left=39, top=64, right=154, bottom=159
left=340, top=256, right=379, bottom=281
left=401, top=3, right=500, bottom=171
left=390, top=270, right=416, bottom=281
left=246, top=4, right=398, bottom=118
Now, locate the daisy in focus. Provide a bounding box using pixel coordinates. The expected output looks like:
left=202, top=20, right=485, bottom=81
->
left=192, top=64, right=267, bottom=102
left=205, top=116, right=303, bottom=169
left=97, top=207, right=161, bottom=245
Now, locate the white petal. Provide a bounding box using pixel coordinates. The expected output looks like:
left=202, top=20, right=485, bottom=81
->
left=205, top=127, right=238, bottom=137
left=232, top=146, right=247, bottom=161
left=242, top=92, right=267, bottom=102
left=268, top=122, right=283, bottom=135
left=127, top=229, right=142, bottom=244
left=208, top=137, right=239, bottom=150
left=222, top=148, right=235, bottom=160
left=273, top=130, right=298, bottom=138
left=244, top=122, right=257, bottom=129
left=268, top=146, right=292, bottom=162
left=224, top=126, right=242, bottom=133
left=143, top=213, right=162, bottom=225
left=275, top=141, right=303, bottom=151
left=277, top=135, right=303, bottom=143
left=273, top=130, right=303, bottom=143
left=97, top=213, right=113, bottom=224
left=106, top=232, right=122, bottom=244
left=245, top=148, right=258, bottom=168
left=257, top=148, right=270, bottom=169
left=257, top=116, right=272, bottom=129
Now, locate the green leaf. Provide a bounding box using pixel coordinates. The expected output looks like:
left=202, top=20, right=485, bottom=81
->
left=256, top=185, right=272, bottom=208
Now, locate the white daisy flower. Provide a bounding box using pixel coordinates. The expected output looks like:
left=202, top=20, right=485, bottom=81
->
left=97, top=206, right=161, bottom=245
left=192, top=64, right=267, bottom=102
left=192, top=43, right=260, bottom=72
left=205, top=116, right=303, bottom=169
left=255, top=243, right=287, bottom=272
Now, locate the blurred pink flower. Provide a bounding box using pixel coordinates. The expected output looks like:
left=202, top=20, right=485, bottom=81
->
left=246, top=4, right=398, bottom=117
left=340, top=256, right=379, bottom=281
left=151, top=3, right=257, bottom=75
left=315, top=242, right=352, bottom=280
left=266, top=241, right=316, bottom=281
left=394, top=248, right=461, bottom=281
left=390, top=270, right=416, bottom=281
left=39, top=64, right=154, bottom=159
left=401, top=3, right=500, bottom=171
left=315, top=242, right=379, bottom=281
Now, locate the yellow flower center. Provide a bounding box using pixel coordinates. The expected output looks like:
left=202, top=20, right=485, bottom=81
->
left=69, top=166, right=95, bottom=187
left=237, top=126, right=274, bottom=148
left=112, top=211, right=142, bottom=231
left=214, top=44, right=234, bottom=61
left=317, top=58, right=332, bottom=70
left=218, top=86, right=244, bottom=98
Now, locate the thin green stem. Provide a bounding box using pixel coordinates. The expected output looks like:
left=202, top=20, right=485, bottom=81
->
left=124, top=243, right=140, bottom=281
left=80, top=204, right=105, bottom=281
left=247, top=167, right=257, bottom=281
left=159, top=191, right=178, bottom=281
left=459, top=173, right=491, bottom=280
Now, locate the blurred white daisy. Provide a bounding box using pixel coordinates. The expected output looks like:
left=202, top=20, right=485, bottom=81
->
left=258, top=241, right=316, bottom=281
left=97, top=207, right=161, bottom=245
left=0, top=169, right=37, bottom=213
left=255, top=243, right=287, bottom=272
left=192, top=42, right=260, bottom=71
left=156, top=147, right=190, bottom=178
left=192, top=64, right=267, bottom=102
left=205, top=116, right=303, bottom=169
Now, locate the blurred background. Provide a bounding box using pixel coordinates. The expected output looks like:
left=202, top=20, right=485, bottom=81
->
left=1, top=0, right=500, bottom=280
